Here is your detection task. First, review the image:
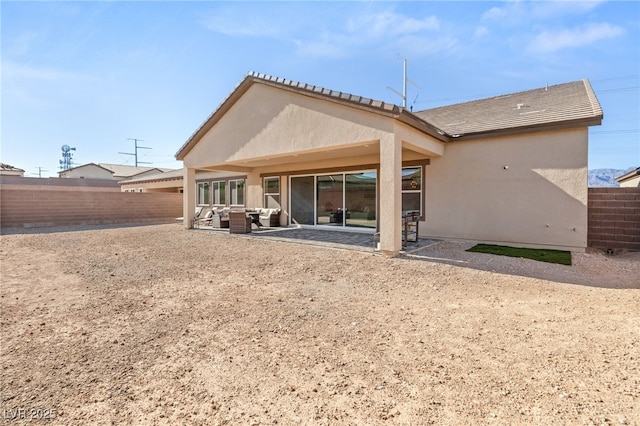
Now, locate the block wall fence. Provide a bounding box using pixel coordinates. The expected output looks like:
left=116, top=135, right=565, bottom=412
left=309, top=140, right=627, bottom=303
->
left=1, top=186, right=182, bottom=229
left=587, top=187, right=640, bottom=252
left=2, top=182, right=639, bottom=252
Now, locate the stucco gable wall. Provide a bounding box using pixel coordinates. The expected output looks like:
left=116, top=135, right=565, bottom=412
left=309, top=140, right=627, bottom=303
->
left=619, top=175, right=640, bottom=188
left=126, top=169, right=164, bottom=180
left=183, top=84, right=398, bottom=168
left=423, top=128, right=589, bottom=250
left=60, top=165, right=114, bottom=180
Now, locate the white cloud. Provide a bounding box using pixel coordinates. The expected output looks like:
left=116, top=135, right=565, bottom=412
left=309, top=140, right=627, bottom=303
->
left=482, top=2, right=525, bottom=22
left=391, top=35, right=458, bottom=57
left=295, top=40, right=348, bottom=59
left=299, top=10, right=444, bottom=59
left=5, top=31, right=40, bottom=56
left=2, top=61, right=92, bottom=81
left=474, top=26, right=489, bottom=38
left=528, top=22, right=624, bottom=53
left=530, top=0, right=606, bottom=18
left=347, top=11, right=440, bottom=38
left=199, top=5, right=447, bottom=60
left=482, top=0, right=607, bottom=24
left=200, top=13, right=283, bottom=38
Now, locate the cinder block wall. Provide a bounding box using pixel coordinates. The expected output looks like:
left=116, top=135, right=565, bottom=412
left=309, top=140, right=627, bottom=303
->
left=588, top=188, right=640, bottom=251
left=1, top=187, right=182, bottom=229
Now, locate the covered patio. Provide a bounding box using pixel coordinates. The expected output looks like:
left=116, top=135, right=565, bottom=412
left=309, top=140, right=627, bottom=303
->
left=176, top=72, right=445, bottom=256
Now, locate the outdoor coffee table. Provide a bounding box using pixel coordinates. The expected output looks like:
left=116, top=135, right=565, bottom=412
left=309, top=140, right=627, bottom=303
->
left=247, top=212, right=261, bottom=228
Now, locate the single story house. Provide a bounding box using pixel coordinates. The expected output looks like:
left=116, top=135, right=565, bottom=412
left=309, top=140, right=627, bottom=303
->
left=59, top=163, right=169, bottom=181
left=119, top=168, right=183, bottom=192
left=176, top=72, right=603, bottom=256
left=615, top=167, right=640, bottom=188
left=0, top=163, right=25, bottom=177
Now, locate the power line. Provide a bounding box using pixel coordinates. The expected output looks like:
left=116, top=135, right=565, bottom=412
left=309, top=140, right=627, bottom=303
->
left=596, top=86, right=639, bottom=94
left=592, top=74, right=639, bottom=83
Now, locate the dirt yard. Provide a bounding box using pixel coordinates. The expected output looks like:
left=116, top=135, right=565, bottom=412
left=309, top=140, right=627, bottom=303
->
left=1, top=224, right=638, bottom=425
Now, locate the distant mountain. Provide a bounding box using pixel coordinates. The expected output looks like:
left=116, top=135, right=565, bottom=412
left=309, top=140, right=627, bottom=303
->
left=588, top=168, right=634, bottom=187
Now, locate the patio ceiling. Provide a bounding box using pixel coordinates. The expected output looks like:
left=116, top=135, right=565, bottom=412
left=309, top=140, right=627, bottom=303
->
left=194, top=140, right=431, bottom=173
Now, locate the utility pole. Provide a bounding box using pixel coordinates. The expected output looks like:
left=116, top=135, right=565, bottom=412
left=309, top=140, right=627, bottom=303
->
left=31, top=167, right=48, bottom=178
left=119, top=138, right=152, bottom=167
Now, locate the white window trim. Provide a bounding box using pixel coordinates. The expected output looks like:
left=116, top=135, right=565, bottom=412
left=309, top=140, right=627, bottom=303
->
left=229, top=179, right=245, bottom=207
left=211, top=180, right=226, bottom=206
left=401, top=166, right=423, bottom=216
left=196, top=181, right=210, bottom=206
left=263, top=176, right=280, bottom=207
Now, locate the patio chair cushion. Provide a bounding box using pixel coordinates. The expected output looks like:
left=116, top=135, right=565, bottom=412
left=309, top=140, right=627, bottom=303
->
left=258, top=208, right=281, bottom=227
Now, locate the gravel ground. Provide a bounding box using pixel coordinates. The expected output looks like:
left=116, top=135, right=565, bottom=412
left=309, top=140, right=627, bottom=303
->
left=1, top=224, right=638, bottom=425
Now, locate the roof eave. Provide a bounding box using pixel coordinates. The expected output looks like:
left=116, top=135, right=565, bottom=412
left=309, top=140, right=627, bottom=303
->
left=615, top=167, right=640, bottom=182
left=447, top=115, right=603, bottom=141
left=176, top=75, right=257, bottom=160
left=396, top=110, right=450, bottom=142
left=120, top=176, right=183, bottom=185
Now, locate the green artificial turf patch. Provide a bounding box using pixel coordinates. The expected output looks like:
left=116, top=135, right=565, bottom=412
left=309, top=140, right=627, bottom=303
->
left=467, top=244, right=572, bottom=265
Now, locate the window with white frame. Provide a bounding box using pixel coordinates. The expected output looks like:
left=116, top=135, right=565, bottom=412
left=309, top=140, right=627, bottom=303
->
left=263, top=177, right=280, bottom=208
left=197, top=181, right=210, bottom=205
left=212, top=181, right=226, bottom=205
left=229, top=179, right=245, bottom=206
left=401, top=166, right=422, bottom=215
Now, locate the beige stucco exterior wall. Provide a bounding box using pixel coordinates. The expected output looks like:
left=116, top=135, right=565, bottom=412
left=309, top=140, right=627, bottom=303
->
left=60, top=165, right=114, bottom=180
left=184, top=84, right=400, bottom=168
left=120, top=180, right=183, bottom=192
left=619, top=175, right=640, bottom=188
left=423, top=128, right=589, bottom=251
left=180, top=83, right=590, bottom=253
left=181, top=82, right=445, bottom=255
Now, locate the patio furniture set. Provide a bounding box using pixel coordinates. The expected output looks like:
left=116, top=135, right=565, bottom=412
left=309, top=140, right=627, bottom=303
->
left=192, top=207, right=281, bottom=234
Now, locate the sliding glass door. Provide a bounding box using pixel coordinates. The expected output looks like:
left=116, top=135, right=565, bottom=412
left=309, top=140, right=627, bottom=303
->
left=317, top=174, right=343, bottom=226
left=290, top=171, right=377, bottom=230
left=345, top=172, right=376, bottom=228
left=290, top=176, right=315, bottom=225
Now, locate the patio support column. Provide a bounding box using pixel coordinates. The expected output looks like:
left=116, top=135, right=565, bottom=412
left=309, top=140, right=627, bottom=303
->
left=379, top=133, right=402, bottom=256
left=245, top=173, right=262, bottom=208
left=183, top=167, right=196, bottom=229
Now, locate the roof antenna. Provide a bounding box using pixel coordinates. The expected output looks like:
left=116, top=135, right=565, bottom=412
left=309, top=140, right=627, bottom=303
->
left=387, top=54, right=421, bottom=108
left=545, top=82, right=548, bottom=91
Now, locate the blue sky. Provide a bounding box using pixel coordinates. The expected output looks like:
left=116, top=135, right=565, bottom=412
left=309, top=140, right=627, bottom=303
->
left=2, top=1, right=639, bottom=177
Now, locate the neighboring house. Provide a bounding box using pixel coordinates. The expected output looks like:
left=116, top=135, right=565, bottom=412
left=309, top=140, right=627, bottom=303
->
left=176, top=72, right=603, bottom=256
left=59, top=163, right=168, bottom=181
left=615, top=167, right=640, bottom=188
left=0, top=163, right=25, bottom=177
left=120, top=168, right=183, bottom=193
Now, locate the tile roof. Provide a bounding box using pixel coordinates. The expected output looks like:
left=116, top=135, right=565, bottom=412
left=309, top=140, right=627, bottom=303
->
left=247, top=72, right=401, bottom=113
left=0, top=163, right=25, bottom=172
left=176, top=73, right=603, bottom=159
left=119, top=168, right=183, bottom=184
left=96, top=163, right=162, bottom=178
left=615, top=167, right=640, bottom=183
left=414, top=80, right=603, bottom=137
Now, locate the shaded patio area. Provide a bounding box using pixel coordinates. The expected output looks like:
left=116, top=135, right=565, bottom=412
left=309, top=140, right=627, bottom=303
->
left=194, top=225, right=439, bottom=253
